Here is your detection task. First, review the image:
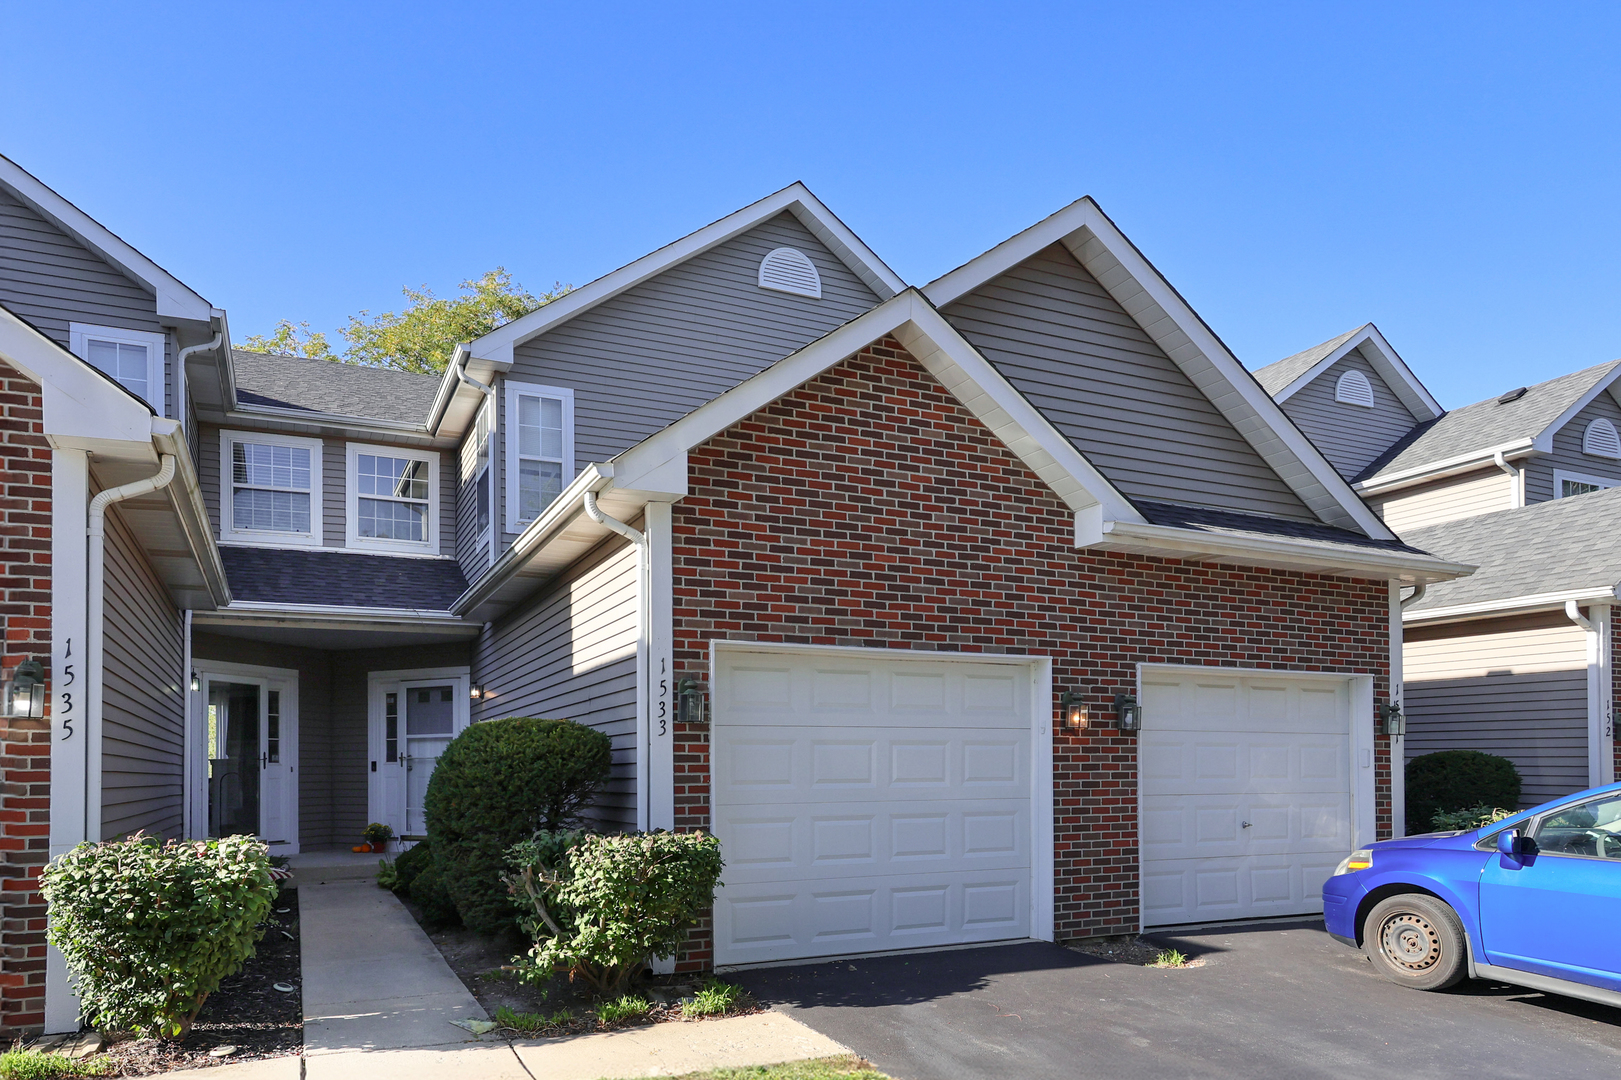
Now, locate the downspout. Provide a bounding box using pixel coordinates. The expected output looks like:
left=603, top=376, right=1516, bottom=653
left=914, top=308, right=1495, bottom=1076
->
left=1566, top=599, right=1595, bottom=633
left=1492, top=451, right=1520, bottom=510
left=1566, top=600, right=1612, bottom=786
left=176, top=333, right=223, bottom=430
left=583, top=491, right=652, bottom=829
left=85, top=455, right=177, bottom=839
left=1399, top=582, right=1427, bottom=608
left=175, top=332, right=223, bottom=366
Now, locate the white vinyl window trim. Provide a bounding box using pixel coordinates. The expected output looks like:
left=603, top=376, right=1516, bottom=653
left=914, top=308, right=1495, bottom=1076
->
left=69, top=322, right=166, bottom=413
left=1554, top=468, right=1621, bottom=500
left=219, top=430, right=324, bottom=548
left=346, top=442, right=439, bottom=555
left=504, top=381, right=575, bottom=533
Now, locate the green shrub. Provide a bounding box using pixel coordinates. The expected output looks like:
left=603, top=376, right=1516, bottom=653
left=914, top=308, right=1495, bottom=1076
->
left=592, top=994, right=650, bottom=1025
left=683, top=978, right=744, bottom=1018
left=0, top=1047, right=106, bottom=1079
left=41, top=834, right=277, bottom=1038
left=409, top=858, right=461, bottom=926
left=510, top=830, right=723, bottom=996
left=386, top=840, right=434, bottom=895
left=1406, top=750, right=1522, bottom=834
left=1431, top=805, right=1516, bottom=831
left=425, top=718, right=611, bottom=934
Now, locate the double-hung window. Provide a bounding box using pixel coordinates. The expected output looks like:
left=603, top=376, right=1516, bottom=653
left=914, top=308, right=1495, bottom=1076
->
left=347, top=442, right=438, bottom=554
left=504, top=382, right=574, bottom=531
left=220, top=431, right=323, bottom=547
left=1554, top=469, right=1620, bottom=500
left=70, top=323, right=166, bottom=413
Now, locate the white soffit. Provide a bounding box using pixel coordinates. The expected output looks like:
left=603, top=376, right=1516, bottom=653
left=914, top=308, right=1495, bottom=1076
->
left=1272, top=323, right=1444, bottom=422
left=923, top=197, right=1395, bottom=540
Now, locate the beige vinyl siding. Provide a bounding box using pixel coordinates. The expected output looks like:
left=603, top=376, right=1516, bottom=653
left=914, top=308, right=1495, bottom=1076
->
left=472, top=534, right=640, bottom=829
left=1525, top=390, right=1621, bottom=503
left=1369, top=466, right=1514, bottom=534
left=100, top=501, right=186, bottom=839
left=1279, top=348, right=1422, bottom=482
left=1404, top=614, right=1591, bottom=807
left=941, top=244, right=1314, bottom=519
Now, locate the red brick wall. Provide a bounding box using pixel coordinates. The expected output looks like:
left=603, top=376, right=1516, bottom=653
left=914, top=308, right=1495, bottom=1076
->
left=0, top=361, right=50, bottom=1033
left=668, top=339, right=1392, bottom=967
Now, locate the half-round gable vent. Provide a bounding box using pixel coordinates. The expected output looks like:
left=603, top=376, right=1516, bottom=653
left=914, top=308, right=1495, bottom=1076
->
left=758, top=247, right=822, bottom=299
left=1334, top=369, right=1376, bottom=407
left=1583, top=417, right=1621, bottom=458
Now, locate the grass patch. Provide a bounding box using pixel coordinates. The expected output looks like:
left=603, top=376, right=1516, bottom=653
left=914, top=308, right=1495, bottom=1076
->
left=644, top=1056, right=885, bottom=1080
left=494, top=1004, right=572, bottom=1035
left=592, top=994, right=651, bottom=1026
left=0, top=1049, right=105, bottom=1080
left=1149, top=947, right=1189, bottom=968
left=682, top=978, right=745, bottom=1018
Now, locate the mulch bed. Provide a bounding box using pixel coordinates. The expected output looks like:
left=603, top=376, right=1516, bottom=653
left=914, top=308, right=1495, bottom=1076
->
left=1065, top=934, right=1205, bottom=968
left=96, top=885, right=303, bottom=1075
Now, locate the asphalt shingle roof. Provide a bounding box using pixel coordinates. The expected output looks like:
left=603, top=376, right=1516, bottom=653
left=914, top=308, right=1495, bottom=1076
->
left=1252, top=327, right=1363, bottom=396
left=231, top=349, right=442, bottom=425
left=1401, top=485, right=1621, bottom=612
left=220, top=546, right=469, bottom=610
left=1359, top=360, right=1621, bottom=482
left=1136, top=501, right=1432, bottom=556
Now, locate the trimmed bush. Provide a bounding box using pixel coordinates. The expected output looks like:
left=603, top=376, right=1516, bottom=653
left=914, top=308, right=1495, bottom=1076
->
left=409, top=857, right=462, bottom=926
left=1406, top=750, right=1522, bottom=834
left=42, top=834, right=277, bottom=1038
left=425, top=718, right=612, bottom=933
left=509, top=830, right=723, bottom=995
left=390, top=839, right=434, bottom=893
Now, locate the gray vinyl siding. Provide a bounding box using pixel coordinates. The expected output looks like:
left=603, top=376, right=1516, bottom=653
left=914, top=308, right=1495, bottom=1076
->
left=472, top=534, right=640, bottom=829
left=1278, top=348, right=1422, bottom=482
left=101, top=501, right=186, bottom=840
left=941, top=244, right=1315, bottom=519
left=1524, top=389, right=1621, bottom=503
left=500, top=212, right=879, bottom=547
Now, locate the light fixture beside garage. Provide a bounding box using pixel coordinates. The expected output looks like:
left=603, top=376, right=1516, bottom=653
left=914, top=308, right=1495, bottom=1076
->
left=1059, top=690, right=1089, bottom=729
left=677, top=678, right=708, bottom=725
left=1113, top=693, right=1142, bottom=733
left=1378, top=701, right=1405, bottom=736
left=5, top=660, right=45, bottom=719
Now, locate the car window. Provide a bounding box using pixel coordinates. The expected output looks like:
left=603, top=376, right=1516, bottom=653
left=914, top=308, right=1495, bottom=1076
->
left=1532, top=793, right=1621, bottom=859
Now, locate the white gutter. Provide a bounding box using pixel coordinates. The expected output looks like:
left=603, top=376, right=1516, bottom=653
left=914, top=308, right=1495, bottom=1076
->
left=85, top=454, right=176, bottom=839
left=1353, top=439, right=1536, bottom=497
left=1403, top=585, right=1621, bottom=625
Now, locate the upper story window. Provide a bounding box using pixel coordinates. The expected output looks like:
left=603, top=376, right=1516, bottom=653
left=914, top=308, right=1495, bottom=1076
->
left=70, top=323, right=165, bottom=413
left=472, top=400, right=493, bottom=540
left=505, top=381, right=574, bottom=531
left=219, top=430, right=323, bottom=548
left=1333, top=369, right=1376, bottom=407
left=347, top=442, right=438, bottom=555
left=1582, top=418, right=1621, bottom=459
left=1555, top=469, right=1619, bottom=499
left=758, top=247, right=822, bottom=299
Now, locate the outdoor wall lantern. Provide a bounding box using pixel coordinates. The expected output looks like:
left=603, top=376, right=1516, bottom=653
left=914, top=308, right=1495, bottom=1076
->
left=5, top=660, right=45, bottom=719
left=677, top=678, right=708, bottom=726
left=1113, top=692, right=1143, bottom=733
left=470, top=684, right=485, bottom=701
left=1059, top=690, right=1089, bottom=730
left=1379, top=701, right=1406, bottom=736
left=190, top=670, right=201, bottom=692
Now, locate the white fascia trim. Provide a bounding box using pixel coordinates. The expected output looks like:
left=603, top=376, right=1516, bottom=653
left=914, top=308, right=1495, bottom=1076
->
left=230, top=403, right=430, bottom=436
left=924, top=198, right=1395, bottom=540
left=469, top=182, right=905, bottom=363
left=1096, top=518, right=1475, bottom=583
left=1271, top=323, right=1443, bottom=421
left=214, top=600, right=469, bottom=621
left=1353, top=439, right=1537, bottom=495
left=0, top=155, right=212, bottom=323
left=1402, top=586, right=1621, bottom=626
left=608, top=291, right=1139, bottom=525
left=1533, top=361, right=1621, bottom=454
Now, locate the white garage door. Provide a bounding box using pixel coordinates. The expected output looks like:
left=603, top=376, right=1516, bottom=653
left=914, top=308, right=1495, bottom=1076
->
left=712, top=648, right=1036, bottom=967
left=1140, top=671, right=1352, bottom=927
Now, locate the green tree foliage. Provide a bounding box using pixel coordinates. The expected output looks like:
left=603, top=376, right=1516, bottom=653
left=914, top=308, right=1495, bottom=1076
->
left=238, top=319, right=338, bottom=360
left=42, top=834, right=278, bottom=1038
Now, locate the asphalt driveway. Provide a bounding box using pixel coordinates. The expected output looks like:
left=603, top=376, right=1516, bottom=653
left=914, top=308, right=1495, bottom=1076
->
left=733, top=921, right=1621, bottom=1080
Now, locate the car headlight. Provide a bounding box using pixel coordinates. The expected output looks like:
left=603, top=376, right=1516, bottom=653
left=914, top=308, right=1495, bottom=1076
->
left=1332, top=849, right=1374, bottom=876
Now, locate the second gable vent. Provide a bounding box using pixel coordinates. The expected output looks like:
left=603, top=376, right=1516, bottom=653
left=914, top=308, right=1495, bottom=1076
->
left=758, top=247, right=822, bottom=299
left=1334, top=369, right=1376, bottom=407
left=1583, top=418, right=1621, bottom=458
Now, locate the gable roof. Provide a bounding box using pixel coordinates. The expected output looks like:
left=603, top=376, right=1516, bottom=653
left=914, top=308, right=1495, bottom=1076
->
left=231, top=349, right=442, bottom=426
left=921, top=197, right=1394, bottom=539
left=0, top=154, right=215, bottom=325
left=1402, top=485, right=1621, bottom=618
left=1359, top=359, right=1621, bottom=487
left=1257, top=323, right=1442, bottom=422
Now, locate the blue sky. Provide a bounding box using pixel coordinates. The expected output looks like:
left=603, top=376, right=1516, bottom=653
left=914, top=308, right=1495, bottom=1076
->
left=4, top=2, right=1619, bottom=406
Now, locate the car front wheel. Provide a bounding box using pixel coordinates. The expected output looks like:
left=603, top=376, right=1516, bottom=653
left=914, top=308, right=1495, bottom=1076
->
left=1362, top=893, right=1468, bottom=991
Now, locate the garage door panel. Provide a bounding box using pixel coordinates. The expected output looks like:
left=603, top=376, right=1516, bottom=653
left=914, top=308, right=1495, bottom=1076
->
left=718, top=663, right=1029, bottom=730
left=1142, top=854, right=1338, bottom=925
left=1141, top=733, right=1348, bottom=797
left=1142, top=794, right=1351, bottom=860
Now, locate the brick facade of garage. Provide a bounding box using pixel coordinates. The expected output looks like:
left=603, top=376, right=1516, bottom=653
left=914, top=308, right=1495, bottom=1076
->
left=668, top=339, right=1393, bottom=970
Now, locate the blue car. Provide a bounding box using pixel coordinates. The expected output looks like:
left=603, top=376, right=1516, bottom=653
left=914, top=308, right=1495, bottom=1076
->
left=1324, top=780, right=1621, bottom=1008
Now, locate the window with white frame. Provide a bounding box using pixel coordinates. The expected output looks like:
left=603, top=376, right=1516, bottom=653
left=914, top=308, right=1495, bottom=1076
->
left=70, top=323, right=166, bottom=412
left=347, top=442, right=438, bottom=554
left=473, top=399, right=493, bottom=540
left=1554, top=468, right=1621, bottom=500
left=504, top=382, right=574, bottom=531
left=219, top=430, right=323, bottom=547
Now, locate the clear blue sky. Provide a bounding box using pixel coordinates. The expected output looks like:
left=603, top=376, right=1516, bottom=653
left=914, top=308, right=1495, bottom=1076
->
left=5, top=2, right=1618, bottom=407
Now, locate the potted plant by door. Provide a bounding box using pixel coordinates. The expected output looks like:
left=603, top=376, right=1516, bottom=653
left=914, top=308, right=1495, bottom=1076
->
left=362, top=823, right=395, bottom=853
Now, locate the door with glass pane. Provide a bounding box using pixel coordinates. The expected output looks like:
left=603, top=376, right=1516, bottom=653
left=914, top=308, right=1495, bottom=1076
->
left=203, top=672, right=298, bottom=851
left=369, top=673, right=469, bottom=838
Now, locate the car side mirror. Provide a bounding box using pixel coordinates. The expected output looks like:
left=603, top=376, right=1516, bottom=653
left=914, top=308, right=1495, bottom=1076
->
left=1496, top=828, right=1525, bottom=856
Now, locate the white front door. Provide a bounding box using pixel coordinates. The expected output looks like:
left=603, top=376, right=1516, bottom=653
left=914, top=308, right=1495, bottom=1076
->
left=200, top=668, right=299, bottom=853
left=1139, top=670, right=1352, bottom=927
left=711, top=647, right=1040, bottom=967
left=369, top=670, right=469, bottom=838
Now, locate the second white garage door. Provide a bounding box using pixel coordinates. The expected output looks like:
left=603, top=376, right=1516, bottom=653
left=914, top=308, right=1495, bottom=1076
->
left=1139, top=670, right=1354, bottom=928
left=711, top=647, right=1039, bottom=967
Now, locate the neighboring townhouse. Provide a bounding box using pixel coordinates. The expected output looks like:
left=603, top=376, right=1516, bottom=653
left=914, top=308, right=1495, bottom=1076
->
left=0, top=156, right=1473, bottom=1035
left=1255, top=328, right=1621, bottom=821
